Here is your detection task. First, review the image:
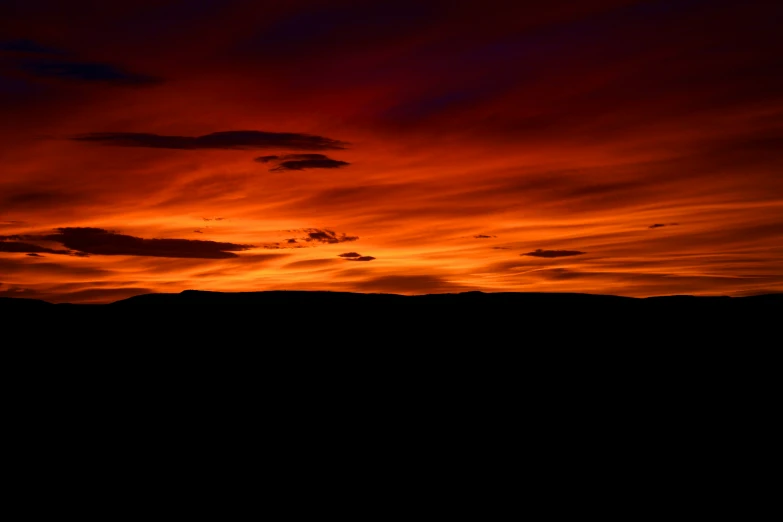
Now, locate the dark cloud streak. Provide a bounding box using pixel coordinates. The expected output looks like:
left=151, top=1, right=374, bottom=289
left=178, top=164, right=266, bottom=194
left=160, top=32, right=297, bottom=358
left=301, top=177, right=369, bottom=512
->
left=649, top=223, right=680, bottom=229
left=7, top=227, right=255, bottom=259
left=0, top=240, right=70, bottom=254
left=522, top=249, right=586, bottom=258
left=72, top=131, right=349, bottom=150
left=338, top=252, right=375, bottom=261
left=20, top=60, right=162, bottom=85
left=271, top=159, right=350, bottom=171
left=303, top=229, right=358, bottom=244
left=0, top=39, right=64, bottom=54
left=257, top=153, right=350, bottom=171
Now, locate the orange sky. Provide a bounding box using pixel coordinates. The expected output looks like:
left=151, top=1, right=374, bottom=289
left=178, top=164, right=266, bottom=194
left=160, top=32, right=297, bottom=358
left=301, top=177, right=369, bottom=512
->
left=2, top=0, right=782, bottom=303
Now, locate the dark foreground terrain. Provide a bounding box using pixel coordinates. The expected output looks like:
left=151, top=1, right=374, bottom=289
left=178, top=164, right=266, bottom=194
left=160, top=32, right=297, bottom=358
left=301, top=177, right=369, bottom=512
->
left=5, top=288, right=781, bottom=309
left=4, top=288, right=780, bottom=311
left=2, top=290, right=779, bottom=345
left=3, top=290, right=778, bottom=406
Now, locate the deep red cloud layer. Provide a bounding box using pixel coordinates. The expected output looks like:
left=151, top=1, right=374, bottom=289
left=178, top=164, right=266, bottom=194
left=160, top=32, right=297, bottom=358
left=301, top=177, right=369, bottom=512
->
left=1, top=0, right=782, bottom=302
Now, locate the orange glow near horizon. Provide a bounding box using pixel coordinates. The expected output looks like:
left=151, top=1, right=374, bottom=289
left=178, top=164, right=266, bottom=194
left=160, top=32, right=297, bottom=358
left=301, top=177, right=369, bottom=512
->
left=1, top=0, right=782, bottom=303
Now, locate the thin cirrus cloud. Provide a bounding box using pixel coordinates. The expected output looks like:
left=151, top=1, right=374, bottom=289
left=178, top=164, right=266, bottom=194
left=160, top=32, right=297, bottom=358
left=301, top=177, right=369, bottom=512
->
left=351, top=274, right=475, bottom=294
left=1, top=190, right=82, bottom=212
left=0, top=39, right=63, bottom=54
left=1, top=39, right=160, bottom=85
left=255, top=153, right=350, bottom=171
left=2, top=227, right=254, bottom=259
left=0, top=283, right=153, bottom=304
left=71, top=131, right=350, bottom=150
left=20, top=60, right=163, bottom=85
left=522, top=249, right=587, bottom=258
left=255, top=154, right=327, bottom=163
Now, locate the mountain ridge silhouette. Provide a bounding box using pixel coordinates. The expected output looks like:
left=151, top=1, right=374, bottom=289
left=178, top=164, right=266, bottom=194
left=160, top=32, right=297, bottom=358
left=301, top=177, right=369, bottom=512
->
left=2, top=288, right=781, bottom=308
left=4, top=289, right=777, bottom=369
left=3, top=288, right=782, bottom=307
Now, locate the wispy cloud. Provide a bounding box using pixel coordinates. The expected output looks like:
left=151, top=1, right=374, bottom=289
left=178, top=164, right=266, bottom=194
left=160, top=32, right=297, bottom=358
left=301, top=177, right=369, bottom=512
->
left=0, top=39, right=64, bottom=54
left=649, top=223, right=680, bottom=229
left=301, top=229, right=358, bottom=244
left=20, top=60, right=162, bottom=85
left=351, top=274, right=474, bottom=294
left=72, top=131, right=349, bottom=150
left=256, top=153, right=350, bottom=171
left=522, top=249, right=586, bottom=258
left=4, top=227, right=254, bottom=259
left=0, top=239, right=70, bottom=254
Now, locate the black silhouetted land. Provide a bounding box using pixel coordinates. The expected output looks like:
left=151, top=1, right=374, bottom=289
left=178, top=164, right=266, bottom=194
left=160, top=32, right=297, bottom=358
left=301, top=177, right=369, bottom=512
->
left=4, top=290, right=778, bottom=399
left=3, top=289, right=780, bottom=310
left=3, top=290, right=779, bottom=344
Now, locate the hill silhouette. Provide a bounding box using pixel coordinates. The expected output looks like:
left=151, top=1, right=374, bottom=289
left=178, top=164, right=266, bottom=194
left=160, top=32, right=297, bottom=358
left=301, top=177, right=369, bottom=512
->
left=3, top=290, right=779, bottom=343
left=4, top=289, right=777, bottom=396
left=3, top=288, right=780, bottom=310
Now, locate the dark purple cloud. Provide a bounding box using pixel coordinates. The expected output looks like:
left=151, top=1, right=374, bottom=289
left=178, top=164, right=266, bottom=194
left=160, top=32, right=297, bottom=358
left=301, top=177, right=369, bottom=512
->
left=20, top=60, right=162, bottom=85
left=72, top=130, right=349, bottom=150
left=649, top=223, right=680, bottom=229
left=0, top=190, right=81, bottom=211
left=522, top=249, right=586, bottom=258
left=271, top=159, right=350, bottom=171
left=302, top=229, right=358, bottom=244
left=0, top=240, right=70, bottom=254
left=257, top=153, right=350, bottom=171
left=8, top=227, right=255, bottom=259
left=338, top=252, right=375, bottom=261
left=0, top=39, right=63, bottom=54
left=256, top=153, right=329, bottom=163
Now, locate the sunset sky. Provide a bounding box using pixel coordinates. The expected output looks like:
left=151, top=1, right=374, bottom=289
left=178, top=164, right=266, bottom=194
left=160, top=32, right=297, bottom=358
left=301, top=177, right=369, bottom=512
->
left=2, top=0, right=782, bottom=303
